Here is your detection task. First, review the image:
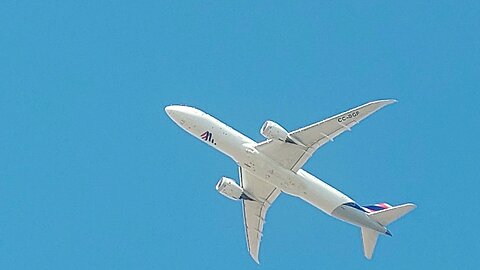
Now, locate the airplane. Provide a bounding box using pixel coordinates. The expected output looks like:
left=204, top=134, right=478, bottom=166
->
left=165, top=100, right=416, bottom=263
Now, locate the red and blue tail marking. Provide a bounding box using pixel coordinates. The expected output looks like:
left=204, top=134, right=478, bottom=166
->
left=362, top=202, right=392, bottom=213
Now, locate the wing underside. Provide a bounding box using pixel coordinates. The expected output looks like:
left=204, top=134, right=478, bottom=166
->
left=256, top=100, right=396, bottom=171
left=239, top=167, right=280, bottom=263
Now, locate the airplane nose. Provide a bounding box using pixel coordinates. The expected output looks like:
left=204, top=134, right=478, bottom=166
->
left=165, top=105, right=202, bottom=117
left=165, top=105, right=186, bottom=119
left=165, top=105, right=195, bottom=126
left=165, top=105, right=203, bottom=126
left=165, top=105, right=176, bottom=117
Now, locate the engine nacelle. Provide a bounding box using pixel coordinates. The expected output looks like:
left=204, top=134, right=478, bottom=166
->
left=216, top=177, right=245, bottom=201
left=260, top=120, right=289, bottom=141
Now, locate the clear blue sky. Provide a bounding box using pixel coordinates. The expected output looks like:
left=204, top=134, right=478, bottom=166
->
left=1, top=1, right=479, bottom=269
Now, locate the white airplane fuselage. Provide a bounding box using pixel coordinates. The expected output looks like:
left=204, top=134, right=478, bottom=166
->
left=165, top=105, right=389, bottom=235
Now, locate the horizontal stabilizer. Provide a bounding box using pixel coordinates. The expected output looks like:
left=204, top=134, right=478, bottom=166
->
left=361, top=228, right=379, bottom=259
left=368, top=203, right=416, bottom=226
left=362, top=203, right=416, bottom=259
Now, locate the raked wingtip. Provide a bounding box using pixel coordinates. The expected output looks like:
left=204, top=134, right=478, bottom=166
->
left=383, top=99, right=397, bottom=105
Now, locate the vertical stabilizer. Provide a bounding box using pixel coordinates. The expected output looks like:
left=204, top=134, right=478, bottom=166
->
left=361, top=228, right=379, bottom=259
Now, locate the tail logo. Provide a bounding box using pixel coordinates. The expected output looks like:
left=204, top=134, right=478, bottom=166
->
left=201, top=131, right=216, bottom=145
left=363, top=203, right=392, bottom=213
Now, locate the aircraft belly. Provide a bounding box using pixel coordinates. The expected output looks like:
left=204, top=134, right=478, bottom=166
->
left=239, top=151, right=352, bottom=215
left=238, top=150, right=305, bottom=195
left=295, top=170, right=353, bottom=214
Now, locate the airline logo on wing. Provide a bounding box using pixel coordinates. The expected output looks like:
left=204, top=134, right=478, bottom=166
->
left=201, top=131, right=216, bottom=145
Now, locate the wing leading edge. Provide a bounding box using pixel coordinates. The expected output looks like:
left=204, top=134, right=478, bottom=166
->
left=256, top=99, right=396, bottom=171
left=239, top=167, right=281, bottom=263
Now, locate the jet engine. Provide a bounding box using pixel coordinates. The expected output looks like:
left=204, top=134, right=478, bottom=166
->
left=216, top=177, right=249, bottom=201
left=260, top=120, right=289, bottom=141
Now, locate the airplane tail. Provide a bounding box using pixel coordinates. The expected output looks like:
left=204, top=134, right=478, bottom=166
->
left=361, top=203, right=416, bottom=259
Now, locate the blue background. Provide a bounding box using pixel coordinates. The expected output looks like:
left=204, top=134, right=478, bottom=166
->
left=1, top=1, right=479, bottom=269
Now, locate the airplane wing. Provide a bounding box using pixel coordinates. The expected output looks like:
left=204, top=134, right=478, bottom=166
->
left=239, top=167, right=281, bottom=264
left=255, top=100, right=396, bottom=171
